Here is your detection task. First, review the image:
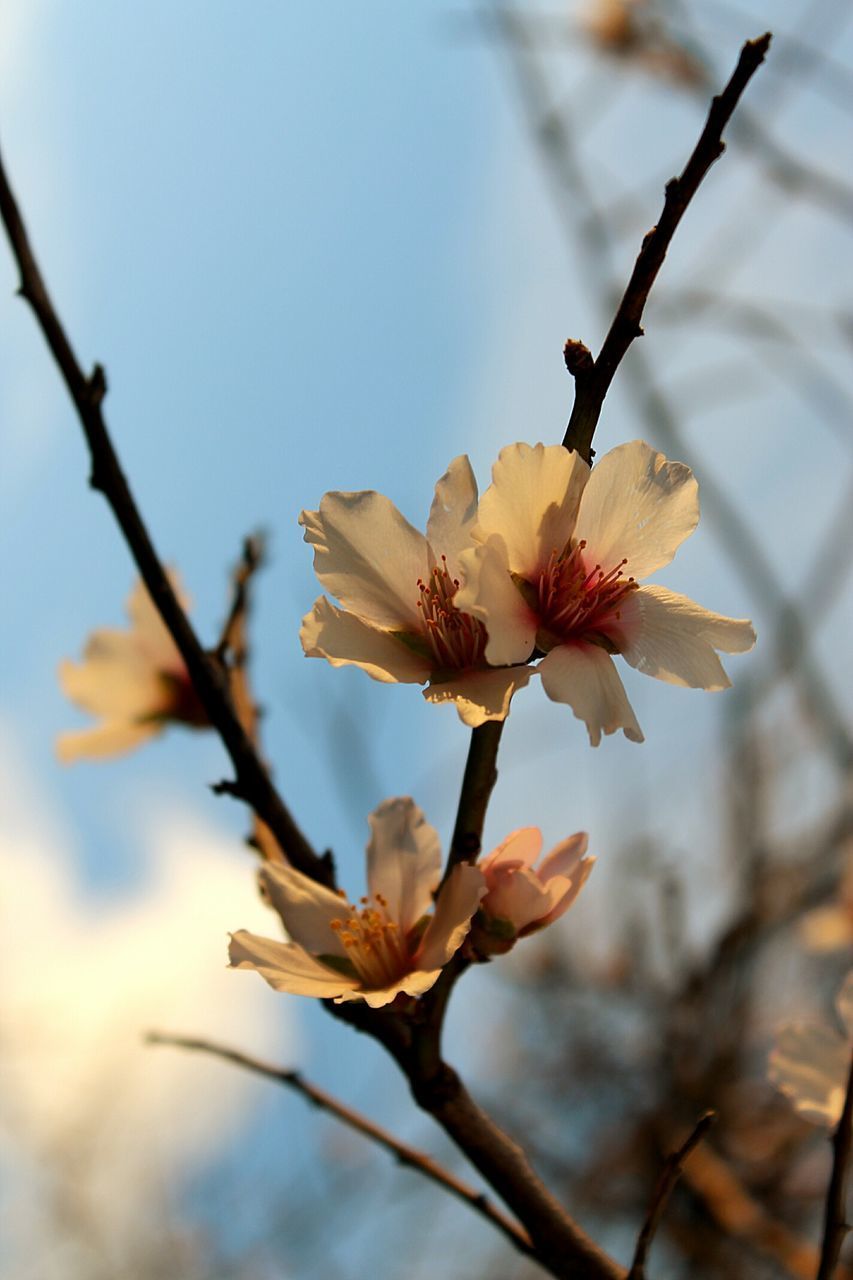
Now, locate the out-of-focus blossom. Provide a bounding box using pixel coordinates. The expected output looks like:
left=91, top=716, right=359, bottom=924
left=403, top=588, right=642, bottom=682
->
left=57, top=574, right=207, bottom=761
left=799, top=849, right=853, bottom=952
left=299, top=457, right=533, bottom=727
left=473, top=828, right=594, bottom=956
left=579, top=0, right=706, bottom=87
left=768, top=971, right=853, bottom=1126
left=456, top=441, right=755, bottom=746
left=229, top=797, right=486, bottom=1009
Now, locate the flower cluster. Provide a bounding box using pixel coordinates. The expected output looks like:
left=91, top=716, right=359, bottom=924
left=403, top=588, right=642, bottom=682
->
left=302, top=441, right=755, bottom=746
left=229, top=798, right=594, bottom=1007
left=299, top=456, right=533, bottom=728
left=56, top=439, right=755, bottom=1011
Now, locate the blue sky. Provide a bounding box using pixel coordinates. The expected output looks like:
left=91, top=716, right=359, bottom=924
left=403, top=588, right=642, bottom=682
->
left=1, top=2, right=851, bottom=1274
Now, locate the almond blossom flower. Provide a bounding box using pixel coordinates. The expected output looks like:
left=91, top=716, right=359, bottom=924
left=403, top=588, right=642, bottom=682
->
left=57, top=574, right=207, bottom=762
left=472, top=828, right=594, bottom=957
left=768, top=971, right=853, bottom=1126
left=229, top=797, right=486, bottom=1009
left=455, top=440, right=755, bottom=746
left=299, top=457, right=533, bottom=727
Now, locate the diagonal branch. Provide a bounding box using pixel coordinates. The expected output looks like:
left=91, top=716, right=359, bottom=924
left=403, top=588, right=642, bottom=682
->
left=442, top=720, right=505, bottom=886
left=0, top=143, right=328, bottom=886
left=217, top=533, right=286, bottom=864
left=488, top=9, right=850, bottom=770
left=409, top=1063, right=626, bottom=1279
left=146, top=1031, right=536, bottom=1261
left=563, top=31, right=771, bottom=463
left=628, top=1112, right=715, bottom=1279
left=0, top=126, right=625, bottom=1280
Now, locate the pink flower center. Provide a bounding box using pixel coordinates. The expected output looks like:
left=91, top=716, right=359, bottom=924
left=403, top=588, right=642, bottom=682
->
left=330, top=892, right=411, bottom=988
left=535, top=540, right=637, bottom=649
left=416, top=555, right=487, bottom=672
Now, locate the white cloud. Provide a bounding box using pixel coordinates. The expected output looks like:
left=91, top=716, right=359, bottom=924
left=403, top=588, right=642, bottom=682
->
left=0, top=728, right=296, bottom=1275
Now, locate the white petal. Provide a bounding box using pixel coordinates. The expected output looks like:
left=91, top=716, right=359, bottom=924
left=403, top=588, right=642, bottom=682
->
left=417, top=863, right=487, bottom=970
left=300, top=596, right=432, bottom=684
left=259, top=863, right=351, bottom=957
left=531, top=856, right=595, bottom=931
left=481, top=828, right=543, bottom=873
left=299, top=491, right=430, bottom=632
left=574, top=440, right=699, bottom=581
left=335, top=966, right=444, bottom=1008
left=455, top=537, right=538, bottom=666
left=423, top=663, right=535, bottom=727
left=538, top=831, right=590, bottom=880
left=475, top=442, right=589, bottom=580
left=539, top=643, right=644, bottom=746
left=366, top=797, right=442, bottom=934
left=836, top=971, right=853, bottom=1039
left=482, top=863, right=557, bottom=933
left=126, top=570, right=190, bottom=669
left=55, top=719, right=159, bottom=763
left=613, top=584, right=755, bottom=690
left=426, top=455, right=479, bottom=577
left=59, top=646, right=167, bottom=718
left=768, top=1023, right=849, bottom=1127
left=228, top=930, right=358, bottom=998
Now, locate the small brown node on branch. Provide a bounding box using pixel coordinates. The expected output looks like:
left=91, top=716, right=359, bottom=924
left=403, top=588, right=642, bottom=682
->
left=88, top=363, right=108, bottom=405
left=212, top=778, right=243, bottom=799
left=563, top=338, right=594, bottom=378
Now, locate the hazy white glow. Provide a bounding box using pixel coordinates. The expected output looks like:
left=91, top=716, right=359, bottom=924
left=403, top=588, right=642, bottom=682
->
left=0, top=729, right=295, bottom=1274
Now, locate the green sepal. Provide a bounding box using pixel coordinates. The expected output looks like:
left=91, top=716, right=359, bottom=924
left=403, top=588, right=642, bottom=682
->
left=478, top=912, right=518, bottom=941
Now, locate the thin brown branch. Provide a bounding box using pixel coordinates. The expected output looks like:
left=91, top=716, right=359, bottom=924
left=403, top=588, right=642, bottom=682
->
left=489, top=10, right=851, bottom=770
left=410, top=1064, right=626, bottom=1279
left=628, top=1111, right=715, bottom=1279
left=146, top=1031, right=536, bottom=1262
left=682, top=1140, right=847, bottom=1280
left=563, top=31, right=771, bottom=462
left=0, top=143, right=327, bottom=885
left=817, top=1049, right=853, bottom=1280
left=216, top=531, right=266, bottom=663
left=217, top=534, right=286, bottom=864
left=441, top=720, right=505, bottom=885
left=2, top=126, right=629, bottom=1280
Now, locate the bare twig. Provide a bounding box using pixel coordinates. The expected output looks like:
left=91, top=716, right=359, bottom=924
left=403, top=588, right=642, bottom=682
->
left=0, top=144, right=327, bottom=885
left=488, top=9, right=852, bottom=770
left=216, top=531, right=266, bottom=663
left=628, top=1111, right=715, bottom=1279
left=412, top=1065, right=626, bottom=1280
left=682, top=1139, right=851, bottom=1280
left=563, top=31, right=771, bottom=462
left=0, top=116, right=629, bottom=1280
left=441, top=720, right=505, bottom=887
left=146, top=1031, right=536, bottom=1260
left=817, top=1049, right=853, bottom=1280
left=217, top=533, right=286, bottom=864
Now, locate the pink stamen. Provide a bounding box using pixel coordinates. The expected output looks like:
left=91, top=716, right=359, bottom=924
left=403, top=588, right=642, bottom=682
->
left=536, top=543, right=637, bottom=643
left=416, top=555, right=487, bottom=672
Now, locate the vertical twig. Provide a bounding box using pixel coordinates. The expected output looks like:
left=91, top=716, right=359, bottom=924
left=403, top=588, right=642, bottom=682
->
left=629, top=1112, right=715, bottom=1278
left=817, top=1051, right=853, bottom=1280
left=0, top=142, right=327, bottom=884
